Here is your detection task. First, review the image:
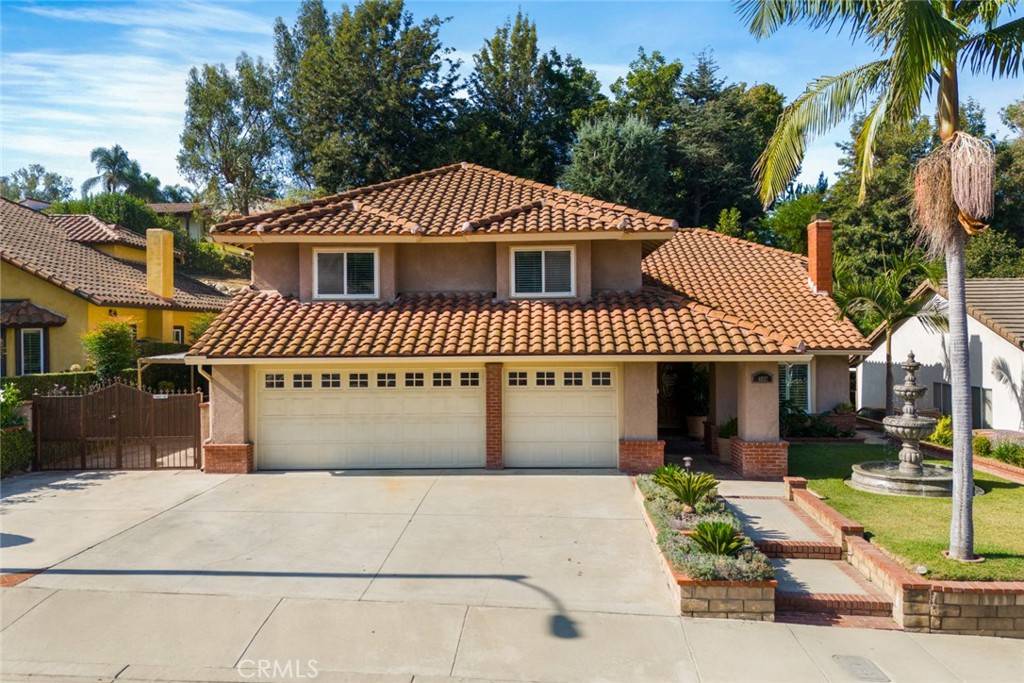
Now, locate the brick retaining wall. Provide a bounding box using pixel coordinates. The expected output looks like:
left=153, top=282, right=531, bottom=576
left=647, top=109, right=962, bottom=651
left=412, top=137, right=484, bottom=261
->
left=619, top=440, right=665, bottom=474
left=731, top=438, right=788, bottom=480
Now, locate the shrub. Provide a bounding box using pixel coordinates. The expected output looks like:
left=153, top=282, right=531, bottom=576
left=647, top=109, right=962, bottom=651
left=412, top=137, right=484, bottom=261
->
left=973, top=434, right=992, bottom=458
left=182, top=241, right=251, bottom=277
left=1, top=384, right=25, bottom=427
left=651, top=466, right=718, bottom=513
left=82, top=320, right=138, bottom=381
left=689, top=521, right=747, bottom=557
left=2, top=371, right=131, bottom=397
left=991, top=440, right=1024, bottom=468
left=188, top=312, right=218, bottom=343
left=1, top=427, right=34, bottom=476
left=718, top=416, right=738, bottom=438
left=928, top=415, right=954, bottom=447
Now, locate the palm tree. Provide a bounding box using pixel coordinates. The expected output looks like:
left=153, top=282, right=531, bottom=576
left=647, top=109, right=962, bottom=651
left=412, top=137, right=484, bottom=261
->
left=835, top=251, right=944, bottom=416
left=81, top=145, right=135, bottom=195
left=736, top=0, right=1023, bottom=561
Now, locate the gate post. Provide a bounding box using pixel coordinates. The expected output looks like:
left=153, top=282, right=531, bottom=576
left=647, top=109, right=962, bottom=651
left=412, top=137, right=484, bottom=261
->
left=32, top=400, right=40, bottom=470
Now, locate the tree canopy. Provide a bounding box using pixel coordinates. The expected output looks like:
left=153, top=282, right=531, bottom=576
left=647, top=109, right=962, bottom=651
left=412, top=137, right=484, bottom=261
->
left=1, top=164, right=74, bottom=203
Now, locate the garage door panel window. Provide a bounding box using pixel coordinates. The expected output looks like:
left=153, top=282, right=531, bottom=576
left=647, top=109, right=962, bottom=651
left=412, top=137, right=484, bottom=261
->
left=321, top=373, right=342, bottom=388
left=377, top=372, right=396, bottom=388
left=349, top=373, right=368, bottom=388
left=293, top=373, right=313, bottom=388
left=432, top=372, right=452, bottom=387
left=405, top=372, right=425, bottom=387
left=536, top=371, right=555, bottom=386
left=265, top=373, right=285, bottom=389
left=511, top=247, right=574, bottom=297
left=314, top=249, right=378, bottom=299
left=563, top=371, right=583, bottom=386
left=591, top=371, right=612, bottom=386
left=508, top=371, right=527, bottom=386
left=460, top=371, right=480, bottom=387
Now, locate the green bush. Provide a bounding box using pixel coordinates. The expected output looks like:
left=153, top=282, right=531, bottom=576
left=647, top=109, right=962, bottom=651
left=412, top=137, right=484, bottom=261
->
left=718, top=416, right=738, bottom=438
left=928, top=415, right=954, bottom=447
left=973, top=434, right=992, bottom=457
left=82, top=320, right=138, bottom=381
left=1, top=384, right=26, bottom=427
left=182, top=241, right=251, bottom=277
left=689, top=521, right=747, bottom=557
left=188, top=312, right=218, bottom=343
left=2, top=372, right=102, bottom=397
left=991, top=440, right=1024, bottom=468
left=1, top=428, right=34, bottom=476
left=651, top=466, right=718, bottom=513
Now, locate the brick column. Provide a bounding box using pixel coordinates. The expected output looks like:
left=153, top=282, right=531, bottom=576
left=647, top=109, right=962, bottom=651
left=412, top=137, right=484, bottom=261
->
left=485, top=362, right=503, bottom=469
left=204, top=443, right=254, bottom=474
left=619, top=440, right=665, bottom=474
left=704, top=422, right=719, bottom=456
left=730, top=437, right=788, bottom=480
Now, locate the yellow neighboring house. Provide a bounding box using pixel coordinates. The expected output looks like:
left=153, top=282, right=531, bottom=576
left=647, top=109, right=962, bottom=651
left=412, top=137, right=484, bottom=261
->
left=0, top=199, right=229, bottom=376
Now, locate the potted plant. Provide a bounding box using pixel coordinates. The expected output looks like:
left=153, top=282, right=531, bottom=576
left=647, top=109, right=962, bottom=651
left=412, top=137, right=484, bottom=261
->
left=717, top=417, right=737, bottom=464
left=681, top=364, right=710, bottom=439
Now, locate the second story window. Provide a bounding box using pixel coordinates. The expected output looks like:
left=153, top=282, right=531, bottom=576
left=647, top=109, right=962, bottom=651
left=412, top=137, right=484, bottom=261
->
left=315, top=249, right=378, bottom=299
left=512, top=247, right=574, bottom=297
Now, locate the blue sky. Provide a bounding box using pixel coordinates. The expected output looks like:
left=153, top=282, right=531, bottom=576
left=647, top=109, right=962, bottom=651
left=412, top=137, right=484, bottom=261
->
left=1, top=0, right=1018, bottom=194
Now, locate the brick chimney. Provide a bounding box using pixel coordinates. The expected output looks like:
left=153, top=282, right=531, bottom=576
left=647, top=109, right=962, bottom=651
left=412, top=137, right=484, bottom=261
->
left=806, top=215, right=833, bottom=295
left=146, top=229, right=175, bottom=300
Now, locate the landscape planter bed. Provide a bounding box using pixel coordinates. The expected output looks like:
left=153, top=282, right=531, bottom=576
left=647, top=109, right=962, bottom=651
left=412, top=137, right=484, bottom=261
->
left=633, top=479, right=776, bottom=622
left=921, top=442, right=1024, bottom=482
left=784, top=476, right=1024, bottom=638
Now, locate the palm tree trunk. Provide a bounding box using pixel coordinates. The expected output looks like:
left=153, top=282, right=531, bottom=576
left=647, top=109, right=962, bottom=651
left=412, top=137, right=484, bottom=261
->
left=884, top=327, right=894, bottom=416
left=946, top=230, right=975, bottom=560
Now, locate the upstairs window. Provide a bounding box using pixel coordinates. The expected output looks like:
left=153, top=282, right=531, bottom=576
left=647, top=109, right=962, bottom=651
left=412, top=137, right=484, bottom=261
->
left=315, top=249, right=378, bottom=299
left=512, top=247, right=574, bottom=297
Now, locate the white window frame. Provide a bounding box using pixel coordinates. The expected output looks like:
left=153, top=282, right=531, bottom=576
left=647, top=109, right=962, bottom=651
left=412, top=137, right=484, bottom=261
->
left=510, top=246, right=575, bottom=298
left=19, top=328, right=44, bottom=375
left=313, top=247, right=380, bottom=300
left=172, top=326, right=185, bottom=344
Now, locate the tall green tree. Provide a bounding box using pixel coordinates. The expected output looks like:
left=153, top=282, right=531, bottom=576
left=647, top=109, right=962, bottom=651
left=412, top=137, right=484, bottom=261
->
left=275, top=0, right=459, bottom=191
left=559, top=115, right=667, bottom=214
left=992, top=98, right=1024, bottom=245
left=459, top=11, right=603, bottom=183
left=608, top=48, right=684, bottom=128
left=761, top=175, right=828, bottom=253
left=82, top=145, right=136, bottom=195
left=178, top=53, right=280, bottom=215
left=738, top=0, right=1023, bottom=561
left=1, top=164, right=74, bottom=202
left=835, top=251, right=943, bottom=416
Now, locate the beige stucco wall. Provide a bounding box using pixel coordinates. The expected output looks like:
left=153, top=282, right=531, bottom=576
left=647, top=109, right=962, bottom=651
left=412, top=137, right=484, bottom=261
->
left=814, top=355, right=850, bottom=412
left=396, top=243, right=497, bottom=294
left=623, top=362, right=658, bottom=440
left=210, top=365, right=248, bottom=443
left=251, top=243, right=300, bottom=295
left=592, top=241, right=642, bottom=292
left=710, top=362, right=739, bottom=424
left=736, top=361, right=780, bottom=441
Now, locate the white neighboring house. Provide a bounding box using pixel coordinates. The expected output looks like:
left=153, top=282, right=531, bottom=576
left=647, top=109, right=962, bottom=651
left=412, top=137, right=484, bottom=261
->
left=857, top=278, right=1024, bottom=431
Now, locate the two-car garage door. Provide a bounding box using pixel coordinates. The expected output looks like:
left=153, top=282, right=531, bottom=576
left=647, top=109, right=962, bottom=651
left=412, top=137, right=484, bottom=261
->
left=255, top=366, right=618, bottom=469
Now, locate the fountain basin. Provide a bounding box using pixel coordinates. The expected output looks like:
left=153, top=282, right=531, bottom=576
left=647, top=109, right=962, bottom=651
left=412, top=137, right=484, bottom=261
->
left=848, top=461, right=953, bottom=497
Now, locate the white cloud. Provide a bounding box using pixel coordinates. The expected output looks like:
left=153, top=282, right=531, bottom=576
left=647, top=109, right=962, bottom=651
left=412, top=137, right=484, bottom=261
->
left=21, top=1, right=271, bottom=36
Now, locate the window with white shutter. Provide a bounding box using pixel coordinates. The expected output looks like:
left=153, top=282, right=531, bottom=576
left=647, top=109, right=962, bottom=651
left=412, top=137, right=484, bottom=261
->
left=511, top=247, right=575, bottom=297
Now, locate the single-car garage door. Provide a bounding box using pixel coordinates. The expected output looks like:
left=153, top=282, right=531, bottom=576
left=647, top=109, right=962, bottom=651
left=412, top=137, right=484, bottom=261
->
left=504, top=366, right=618, bottom=467
left=256, top=367, right=485, bottom=469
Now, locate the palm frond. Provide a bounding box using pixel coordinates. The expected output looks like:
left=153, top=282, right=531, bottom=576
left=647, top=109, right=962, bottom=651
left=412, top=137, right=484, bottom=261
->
left=961, top=15, right=1024, bottom=78
left=853, top=93, right=890, bottom=202
left=753, top=60, right=888, bottom=207
left=734, top=0, right=880, bottom=40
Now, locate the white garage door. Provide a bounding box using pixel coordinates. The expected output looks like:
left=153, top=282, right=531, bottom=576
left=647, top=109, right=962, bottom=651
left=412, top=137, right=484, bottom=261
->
left=257, top=368, right=485, bottom=469
left=504, top=367, right=618, bottom=467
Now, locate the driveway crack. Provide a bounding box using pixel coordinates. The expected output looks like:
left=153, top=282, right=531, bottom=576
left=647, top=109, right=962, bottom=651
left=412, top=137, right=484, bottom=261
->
left=234, top=596, right=283, bottom=668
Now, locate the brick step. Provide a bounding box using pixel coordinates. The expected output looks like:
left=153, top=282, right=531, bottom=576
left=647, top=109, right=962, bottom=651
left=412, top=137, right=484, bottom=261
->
left=775, top=591, right=893, bottom=617
left=775, top=611, right=900, bottom=630
left=754, top=539, right=842, bottom=560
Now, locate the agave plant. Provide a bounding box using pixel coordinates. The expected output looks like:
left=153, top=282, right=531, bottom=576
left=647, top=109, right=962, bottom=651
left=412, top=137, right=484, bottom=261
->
left=690, top=521, right=747, bottom=557
left=653, top=468, right=719, bottom=513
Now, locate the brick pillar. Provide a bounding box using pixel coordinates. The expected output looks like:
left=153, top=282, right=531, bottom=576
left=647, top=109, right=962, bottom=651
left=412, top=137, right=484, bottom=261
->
left=730, top=437, right=788, bottom=480
left=705, top=422, right=719, bottom=456
left=619, top=440, right=665, bottom=474
left=204, top=443, right=253, bottom=474
left=485, top=362, right=503, bottom=469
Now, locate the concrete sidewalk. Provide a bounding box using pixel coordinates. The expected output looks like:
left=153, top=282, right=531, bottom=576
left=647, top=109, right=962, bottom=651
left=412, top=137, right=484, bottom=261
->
left=3, top=585, right=1021, bottom=682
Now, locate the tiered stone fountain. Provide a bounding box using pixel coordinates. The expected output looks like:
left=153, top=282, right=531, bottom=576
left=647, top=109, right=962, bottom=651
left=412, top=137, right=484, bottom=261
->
left=849, top=352, right=954, bottom=497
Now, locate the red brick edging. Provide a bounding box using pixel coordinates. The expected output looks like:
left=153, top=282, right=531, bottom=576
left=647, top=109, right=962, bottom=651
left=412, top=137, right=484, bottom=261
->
left=786, top=476, right=1024, bottom=638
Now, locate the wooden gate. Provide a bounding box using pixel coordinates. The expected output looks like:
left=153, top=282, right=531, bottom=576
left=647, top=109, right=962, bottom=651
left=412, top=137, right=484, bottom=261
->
left=33, top=383, right=201, bottom=470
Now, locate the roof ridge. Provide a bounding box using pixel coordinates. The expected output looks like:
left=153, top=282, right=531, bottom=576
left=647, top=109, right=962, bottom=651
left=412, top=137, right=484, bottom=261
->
left=679, top=298, right=805, bottom=351
left=461, top=199, right=546, bottom=231
left=680, top=227, right=807, bottom=261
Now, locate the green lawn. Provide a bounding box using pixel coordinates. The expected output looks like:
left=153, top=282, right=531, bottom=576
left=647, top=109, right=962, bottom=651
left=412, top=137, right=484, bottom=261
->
left=788, top=444, right=1024, bottom=581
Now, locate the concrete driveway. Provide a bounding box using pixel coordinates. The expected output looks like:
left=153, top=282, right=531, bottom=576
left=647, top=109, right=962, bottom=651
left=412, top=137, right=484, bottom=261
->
left=2, top=470, right=1021, bottom=682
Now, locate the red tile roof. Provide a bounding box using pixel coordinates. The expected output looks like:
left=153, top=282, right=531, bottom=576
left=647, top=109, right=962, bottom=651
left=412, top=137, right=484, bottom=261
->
left=189, top=289, right=804, bottom=359
left=642, top=230, right=868, bottom=352
left=50, top=214, right=149, bottom=250
left=0, top=200, right=228, bottom=312
left=0, top=300, right=67, bottom=327
left=213, top=163, right=679, bottom=238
